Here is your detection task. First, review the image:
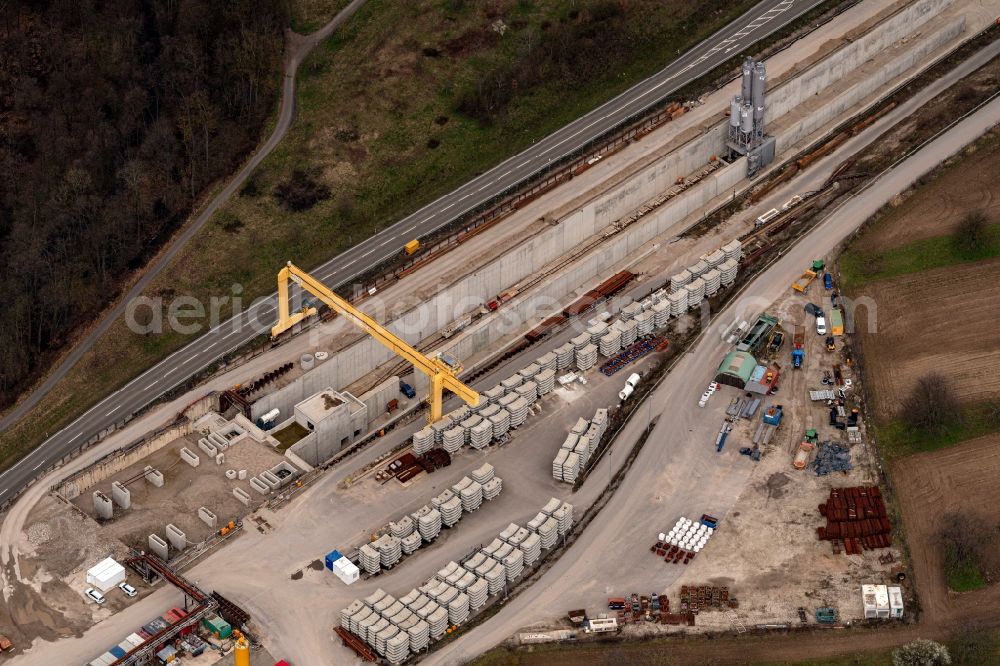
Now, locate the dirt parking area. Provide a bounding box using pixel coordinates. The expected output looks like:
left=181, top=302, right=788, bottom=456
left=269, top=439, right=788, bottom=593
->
left=71, top=433, right=287, bottom=550
left=854, top=257, right=1000, bottom=417
left=891, top=433, right=1000, bottom=627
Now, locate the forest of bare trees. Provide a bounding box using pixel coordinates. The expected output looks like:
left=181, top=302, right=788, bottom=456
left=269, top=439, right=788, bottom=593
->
left=0, top=0, right=287, bottom=408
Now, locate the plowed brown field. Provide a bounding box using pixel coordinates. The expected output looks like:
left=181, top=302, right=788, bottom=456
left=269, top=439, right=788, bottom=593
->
left=854, top=257, right=1000, bottom=418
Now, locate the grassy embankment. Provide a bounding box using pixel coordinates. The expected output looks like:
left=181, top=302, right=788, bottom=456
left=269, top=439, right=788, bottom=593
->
left=0, top=0, right=765, bottom=470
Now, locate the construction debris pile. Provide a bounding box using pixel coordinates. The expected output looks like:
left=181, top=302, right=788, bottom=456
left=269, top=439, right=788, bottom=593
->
left=338, top=499, right=572, bottom=663
left=816, top=486, right=891, bottom=555
left=810, top=442, right=853, bottom=476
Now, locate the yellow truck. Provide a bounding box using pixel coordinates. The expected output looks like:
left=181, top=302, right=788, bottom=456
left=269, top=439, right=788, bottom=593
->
left=791, top=270, right=817, bottom=293
left=404, top=239, right=420, bottom=255
left=830, top=308, right=844, bottom=336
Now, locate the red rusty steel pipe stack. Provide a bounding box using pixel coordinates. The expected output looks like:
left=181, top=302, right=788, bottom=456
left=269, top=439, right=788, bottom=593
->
left=815, top=485, right=892, bottom=555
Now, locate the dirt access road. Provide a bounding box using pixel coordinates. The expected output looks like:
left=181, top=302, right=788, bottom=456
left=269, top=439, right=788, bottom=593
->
left=427, top=92, right=1000, bottom=666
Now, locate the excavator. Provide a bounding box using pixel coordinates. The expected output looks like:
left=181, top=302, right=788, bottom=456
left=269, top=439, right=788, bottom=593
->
left=271, top=262, right=480, bottom=423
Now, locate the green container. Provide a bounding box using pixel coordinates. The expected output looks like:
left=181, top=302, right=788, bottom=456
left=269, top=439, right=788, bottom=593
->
left=202, top=614, right=232, bottom=639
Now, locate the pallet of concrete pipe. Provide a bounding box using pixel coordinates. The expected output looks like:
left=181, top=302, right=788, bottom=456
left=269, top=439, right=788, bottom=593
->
left=442, top=427, right=464, bottom=454
left=562, top=452, right=581, bottom=483
left=454, top=570, right=477, bottom=592
left=373, top=622, right=396, bottom=655
left=431, top=488, right=455, bottom=508
left=507, top=397, right=529, bottom=427
left=414, top=508, right=442, bottom=541
left=463, top=552, right=488, bottom=573
left=542, top=497, right=561, bottom=515
left=536, top=351, right=557, bottom=371
left=249, top=477, right=270, bottom=495
left=688, top=259, right=708, bottom=278
left=427, top=606, right=449, bottom=639
left=719, top=258, right=739, bottom=285
left=702, top=268, right=722, bottom=296
left=359, top=544, right=381, bottom=575
left=635, top=310, right=654, bottom=336
left=460, top=415, right=483, bottom=443
left=435, top=584, right=458, bottom=606
left=722, top=239, right=743, bottom=261
left=552, top=505, right=572, bottom=535
left=438, top=497, right=463, bottom=527
left=518, top=363, right=541, bottom=380
left=470, top=462, right=495, bottom=484
left=668, top=291, right=688, bottom=316
left=198, top=438, right=218, bottom=457
left=467, top=577, right=489, bottom=610
left=447, top=405, right=470, bottom=424
left=538, top=517, right=559, bottom=548
left=571, top=417, right=589, bottom=435
left=570, top=332, right=591, bottom=350
left=572, top=439, right=590, bottom=466
left=385, top=632, right=409, bottom=664
left=620, top=320, right=638, bottom=346
left=377, top=536, right=402, bottom=567
left=585, top=427, right=600, bottom=452
left=357, top=612, right=380, bottom=643
left=599, top=330, right=622, bottom=357
left=400, top=590, right=425, bottom=612
left=498, top=392, right=519, bottom=410
left=704, top=248, right=726, bottom=268
left=488, top=410, right=511, bottom=438
left=554, top=343, right=575, bottom=370
left=652, top=300, right=670, bottom=327
left=364, top=588, right=387, bottom=609
left=500, top=374, right=523, bottom=392
left=208, top=432, right=228, bottom=450
left=622, top=301, right=643, bottom=320
left=448, top=593, right=470, bottom=625
left=430, top=418, right=453, bottom=445
left=341, top=600, right=366, bottom=630
left=389, top=516, right=415, bottom=539
left=520, top=532, right=541, bottom=565
left=478, top=403, right=500, bottom=420
left=451, top=476, right=472, bottom=495
left=469, top=420, right=492, bottom=449
left=587, top=321, right=609, bottom=342
left=484, top=561, right=506, bottom=595
left=401, top=532, right=422, bottom=555
left=482, top=476, right=502, bottom=500
left=483, top=538, right=505, bottom=559
left=515, top=380, right=538, bottom=403
left=527, top=511, right=547, bottom=532
left=535, top=368, right=556, bottom=395
left=413, top=428, right=434, bottom=456
left=407, top=620, right=430, bottom=651
left=575, top=344, right=598, bottom=371
left=179, top=447, right=200, bottom=467
left=503, top=549, right=525, bottom=582
left=459, top=483, right=483, bottom=512
left=685, top=277, right=706, bottom=307
left=670, top=269, right=692, bottom=293
left=498, top=523, right=519, bottom=543
left=483, top=385, right=505, bottom=405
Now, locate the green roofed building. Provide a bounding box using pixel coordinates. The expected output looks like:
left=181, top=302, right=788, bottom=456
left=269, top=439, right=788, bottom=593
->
left=715, top=351, right=757, bottom=388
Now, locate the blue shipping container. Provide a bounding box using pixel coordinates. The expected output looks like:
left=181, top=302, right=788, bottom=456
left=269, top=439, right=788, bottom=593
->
left=109, top=646, right=126, bottom=658
left=325, top=549, right=343, bottom=570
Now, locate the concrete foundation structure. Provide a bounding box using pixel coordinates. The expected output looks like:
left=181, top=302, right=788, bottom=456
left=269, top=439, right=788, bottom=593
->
left=260, top=470, right=281, bottom=489
left=233, top=488, right=252, bottom=506
left=93, top=491, right=113, bottom=520
left=179, top=447, right=200, bottom=467
left=250, top=477, right=270, bottom=495
left=143, top=466, right=164, bottom=487
left=287, top=388, right=367, bottom=466
left=111, top=481, right=131, bottom=510
left=148, top=534, right=169, bottom=561
left=165, top=523, right=187, bottom=551
left=198, top=438, right=218, bottom=457
left=198, top=507, right=218, bottom=529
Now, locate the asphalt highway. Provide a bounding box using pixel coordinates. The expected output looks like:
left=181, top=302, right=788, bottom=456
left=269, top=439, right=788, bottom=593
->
left=0, top=0, right=823, bottom=505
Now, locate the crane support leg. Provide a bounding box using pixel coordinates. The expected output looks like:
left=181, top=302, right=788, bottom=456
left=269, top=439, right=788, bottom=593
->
left=272, top=266, right=318, bottom=338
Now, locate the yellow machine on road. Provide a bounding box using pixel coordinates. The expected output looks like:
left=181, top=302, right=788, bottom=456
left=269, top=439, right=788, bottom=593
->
left=271, top=262, right=479, bottom=423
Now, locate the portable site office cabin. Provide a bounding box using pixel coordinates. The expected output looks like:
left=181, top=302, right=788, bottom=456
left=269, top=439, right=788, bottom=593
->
left=888, top=586, right=904, bottom=618
left=86, top=558, right=126, bottom=592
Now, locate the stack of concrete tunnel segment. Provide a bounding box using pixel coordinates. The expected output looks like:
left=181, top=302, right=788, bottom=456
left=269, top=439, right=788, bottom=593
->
left=247, top=0, right=966, bottom=437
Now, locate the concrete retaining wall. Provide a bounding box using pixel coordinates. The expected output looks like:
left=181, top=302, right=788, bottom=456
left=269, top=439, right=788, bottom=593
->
left=165, top=523, right=186, bottom=551
left=56, top=423, right=191, bottom=498
left=111, top=481, right=131, bottom=509
left=198, top=507, right=218, bottom=529
left=233, top=487, right=252, bottom=506
left=179, top=447, right=200, bottom=467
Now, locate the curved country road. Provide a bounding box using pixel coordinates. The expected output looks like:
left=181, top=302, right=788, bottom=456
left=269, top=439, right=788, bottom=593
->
left=0, top=0, right=369, bottom=433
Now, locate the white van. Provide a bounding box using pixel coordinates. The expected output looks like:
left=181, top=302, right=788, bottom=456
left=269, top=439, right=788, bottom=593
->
left=816, top=316, right=827, bottom=335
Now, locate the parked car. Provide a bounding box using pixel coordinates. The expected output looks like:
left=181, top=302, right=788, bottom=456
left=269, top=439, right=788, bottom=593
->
left=119, top=582, right=137, bottom=598
left=816, top=316, right=827, bottom=335
left=85, top=588, right=106, bottom=604
left=804, top=303, right=822, bottom=317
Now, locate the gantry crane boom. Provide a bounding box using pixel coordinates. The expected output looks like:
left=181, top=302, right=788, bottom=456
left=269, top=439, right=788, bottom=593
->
left=271, top=262, right=479, bottom=422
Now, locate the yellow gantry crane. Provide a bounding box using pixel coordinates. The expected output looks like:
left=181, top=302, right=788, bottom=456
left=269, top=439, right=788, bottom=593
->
left=271, top=262, right=480, bottom=423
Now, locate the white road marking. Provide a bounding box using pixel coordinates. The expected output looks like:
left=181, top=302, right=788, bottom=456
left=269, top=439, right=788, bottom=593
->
left=146, top=382, right=157, bottom=390
left=106, top=408, right=117, bottom=416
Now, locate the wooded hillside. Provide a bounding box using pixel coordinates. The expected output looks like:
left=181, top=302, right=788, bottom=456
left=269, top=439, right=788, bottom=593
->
left=0, top=0, right=286, bottom=408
